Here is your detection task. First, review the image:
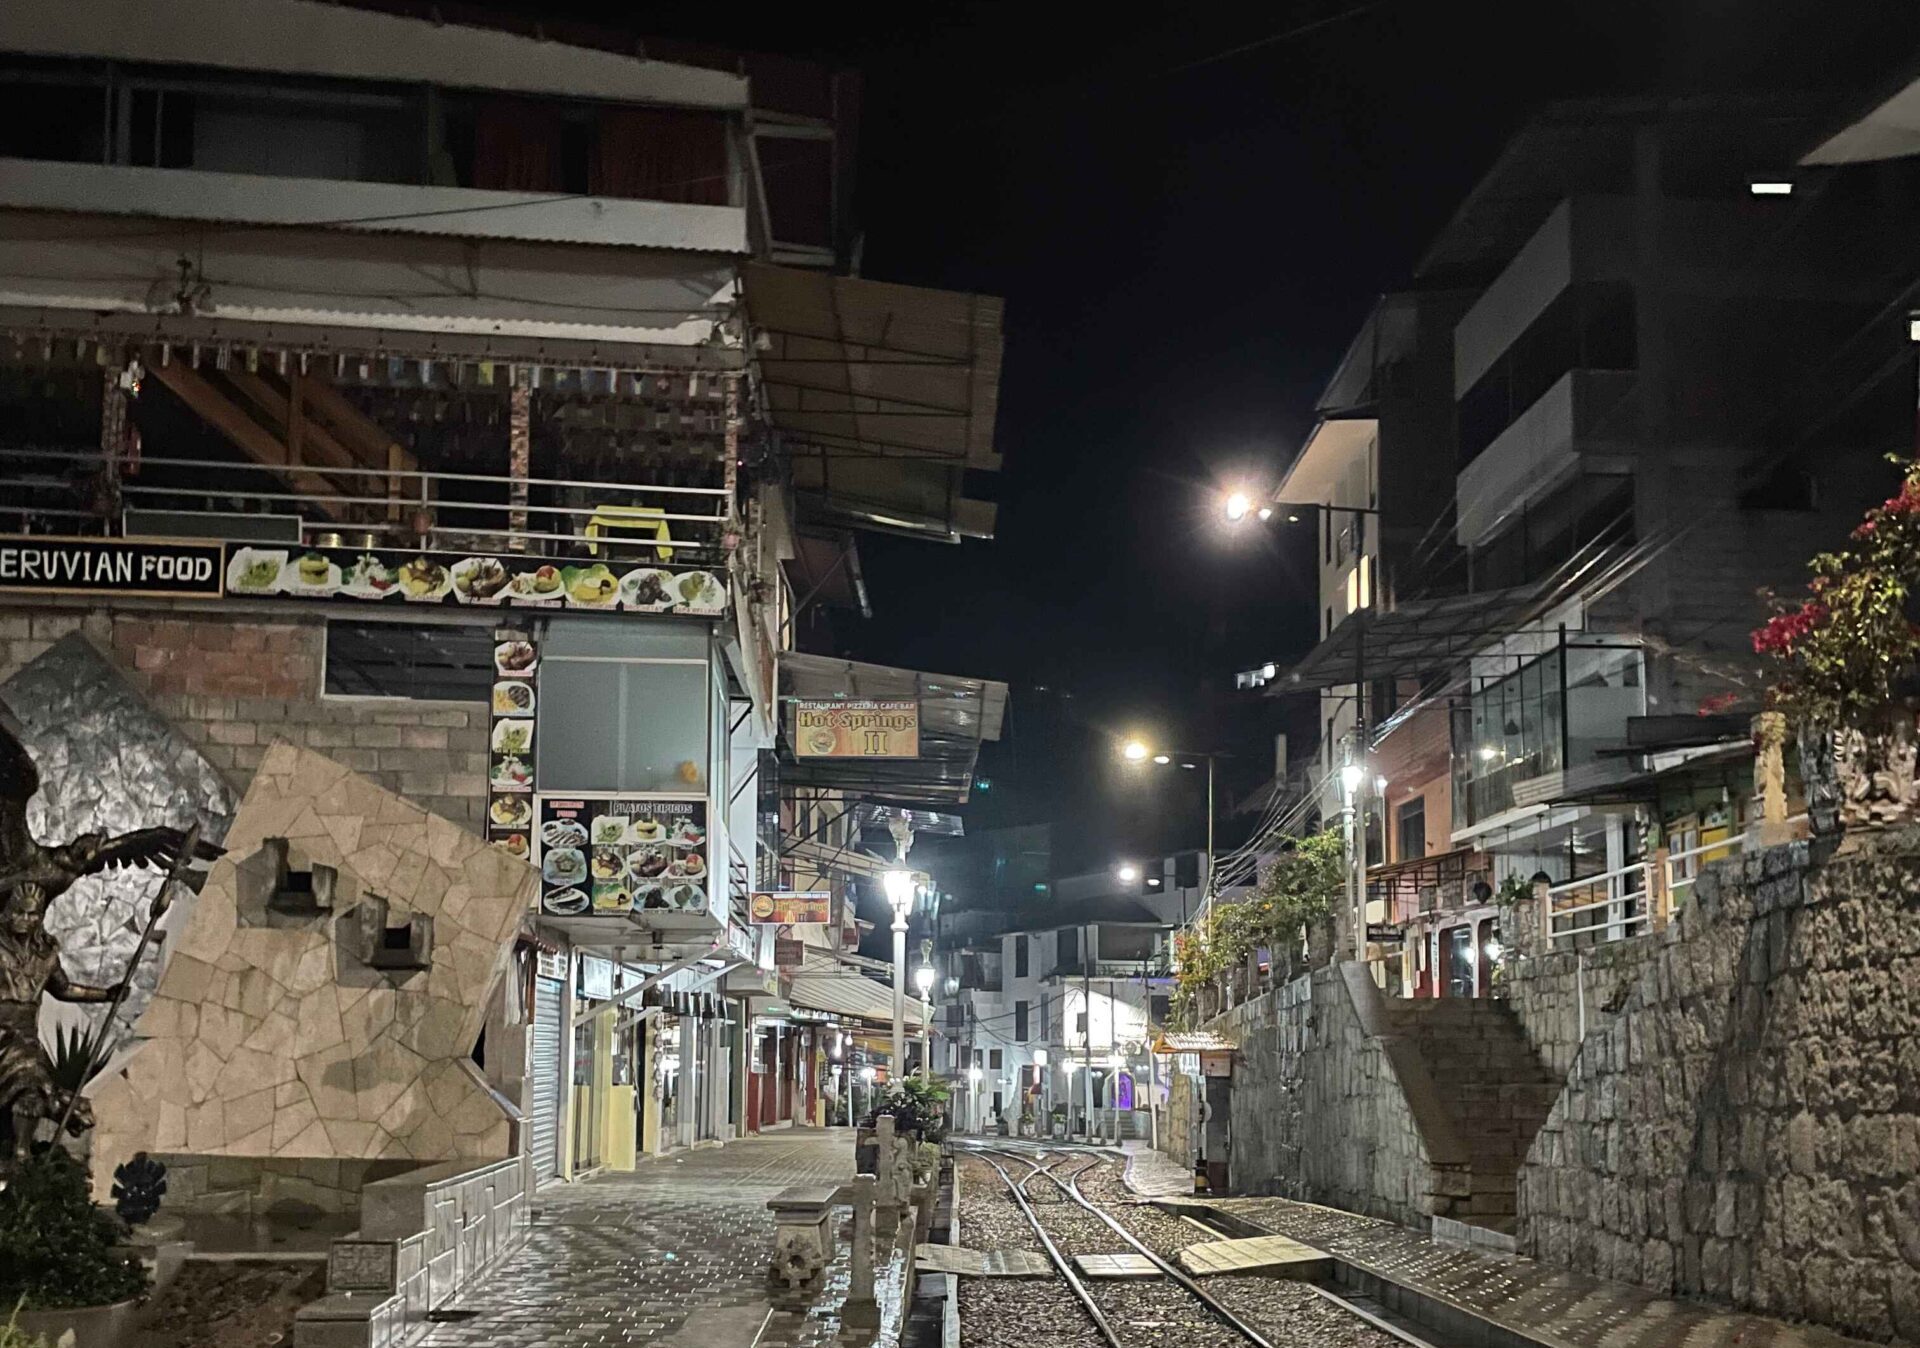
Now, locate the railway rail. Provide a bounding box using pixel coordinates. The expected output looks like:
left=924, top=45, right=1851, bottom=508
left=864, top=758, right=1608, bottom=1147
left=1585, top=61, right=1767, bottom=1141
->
left=956, top=1143, right=1435, bottom=1348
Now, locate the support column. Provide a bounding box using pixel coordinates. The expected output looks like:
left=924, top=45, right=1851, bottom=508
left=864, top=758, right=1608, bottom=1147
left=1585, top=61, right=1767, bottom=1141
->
left=508, top=367, right=531, bottom=550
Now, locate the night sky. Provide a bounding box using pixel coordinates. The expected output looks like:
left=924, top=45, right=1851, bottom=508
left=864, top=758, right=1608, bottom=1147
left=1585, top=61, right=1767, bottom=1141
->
left=562, top=1, right=1920, bottom=875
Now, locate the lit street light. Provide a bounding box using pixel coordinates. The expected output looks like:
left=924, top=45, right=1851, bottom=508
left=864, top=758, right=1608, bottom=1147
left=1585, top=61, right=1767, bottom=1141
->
left=1122, top=739, right=1149, bottom=762
left=1119, top=736, right=1223, bottom=919
left=1224, top=490, right=1252, bottom=522
left=913, top=961, right=936, bottom=1079
left=1116, top=862, right=1140, bottom=884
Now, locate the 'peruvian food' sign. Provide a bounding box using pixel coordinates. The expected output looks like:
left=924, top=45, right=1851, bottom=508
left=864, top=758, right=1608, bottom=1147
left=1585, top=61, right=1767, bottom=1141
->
left=791, top=699, right=920, bottom=758
left=0, top=536, right=223, bottom=598
left=0, top=534, right=728, bottom=617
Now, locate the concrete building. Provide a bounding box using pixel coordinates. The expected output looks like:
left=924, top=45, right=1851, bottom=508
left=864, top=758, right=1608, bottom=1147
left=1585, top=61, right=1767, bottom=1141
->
left=0, top=0, right=1004, bottom=1211
left=1247, top=94, right=1920, bottom=987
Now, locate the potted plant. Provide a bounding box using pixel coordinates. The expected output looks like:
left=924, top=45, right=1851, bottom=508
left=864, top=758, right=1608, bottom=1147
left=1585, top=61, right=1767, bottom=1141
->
left=1, top=1149, right=148, bottom=1348
left=860, top=1077, right=950, bottom=1144
left=1753, top=457, right=1920, bottom=834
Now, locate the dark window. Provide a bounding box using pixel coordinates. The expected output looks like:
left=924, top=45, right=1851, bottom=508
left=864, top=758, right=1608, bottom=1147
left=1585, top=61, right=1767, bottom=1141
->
left=1057, top=928, right=1079, bottom=968
left=1740, top=462, right=1818, bottom=512
left=0, top=77, right=107, bottom=163
left=945, top=1003, right=963, bottom=1029
left=973, top=1048, right=983, bottom=1068
left=1099, top=926, right=1156, bottom=961
left=1014, top=938, right=1029, bottom=979
left=1150, top=994, right=1172, bottom=1024
left=1397, top=797, right=1427, bottom=861
left=1472, top=473, right=1634, bottom=594
left=1014, top=1001, right=1029, bottom=1042
left=989, top=1049, right=1003, bottom=1069
left=1458, top=281, right=1636, bottom=467
left=324, top=621, right=493, bottom=701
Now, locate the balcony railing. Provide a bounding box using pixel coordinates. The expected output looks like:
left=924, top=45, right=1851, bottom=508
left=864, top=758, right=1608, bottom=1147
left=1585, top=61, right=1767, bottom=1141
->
left=1, top=447, right=733, bottom=563
left=1366, top=847, right=1487, bottom=925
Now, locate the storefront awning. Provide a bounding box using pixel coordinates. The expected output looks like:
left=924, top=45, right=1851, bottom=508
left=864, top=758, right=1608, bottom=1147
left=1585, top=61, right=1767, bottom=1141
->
left=1151, top=1031, right=1236, bottom=1054
left=745, top=261, right=1003, bottom=543
left=785, top=950, right=930, bottom=1027
left=779, top=653, right=1007, bottom=806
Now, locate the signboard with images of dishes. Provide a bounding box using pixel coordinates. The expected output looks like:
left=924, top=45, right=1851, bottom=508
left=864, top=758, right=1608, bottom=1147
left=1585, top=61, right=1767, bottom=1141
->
left=222, top=541, right=729, bottom=615
left=535, top=794, right=708, bottom=918
left=485, top=629, right=538, bottom=862
left=791, top=699, right=920, bottom=758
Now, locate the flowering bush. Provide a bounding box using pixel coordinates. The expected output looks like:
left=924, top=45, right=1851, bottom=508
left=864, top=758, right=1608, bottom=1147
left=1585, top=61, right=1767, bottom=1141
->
left=1752, top=458, right=1920, bottom=726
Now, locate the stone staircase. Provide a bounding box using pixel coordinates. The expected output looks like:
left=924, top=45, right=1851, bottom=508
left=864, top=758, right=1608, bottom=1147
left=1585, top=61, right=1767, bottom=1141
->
left=1384, top=997, right=1562, bottom=1231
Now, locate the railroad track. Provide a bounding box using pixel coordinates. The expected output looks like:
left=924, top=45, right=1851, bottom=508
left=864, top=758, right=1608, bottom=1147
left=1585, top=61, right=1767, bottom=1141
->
left=959, top=1143, right=1437, bottom=1348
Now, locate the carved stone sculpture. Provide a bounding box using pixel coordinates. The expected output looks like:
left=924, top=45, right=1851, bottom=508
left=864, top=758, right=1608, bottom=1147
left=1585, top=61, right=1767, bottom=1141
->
left=0, top=712, right=219, bottom=1173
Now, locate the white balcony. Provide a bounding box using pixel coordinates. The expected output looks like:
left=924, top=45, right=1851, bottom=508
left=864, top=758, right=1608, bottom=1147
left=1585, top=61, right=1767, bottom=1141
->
left=1455, top=368, right=1637, bottom=546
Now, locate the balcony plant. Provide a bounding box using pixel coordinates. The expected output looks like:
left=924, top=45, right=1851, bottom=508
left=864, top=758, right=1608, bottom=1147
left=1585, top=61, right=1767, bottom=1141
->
left=1752, top=457, right=1920, bottom=833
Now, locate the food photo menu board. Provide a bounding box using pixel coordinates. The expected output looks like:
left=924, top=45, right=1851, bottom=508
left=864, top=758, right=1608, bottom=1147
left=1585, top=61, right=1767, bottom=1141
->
left=485, top=633, right=538, bottom=861
left=536, top=796, right=708, bottom=917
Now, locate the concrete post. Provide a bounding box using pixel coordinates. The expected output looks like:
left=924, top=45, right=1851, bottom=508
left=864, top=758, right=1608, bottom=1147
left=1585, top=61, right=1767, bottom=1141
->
left=845, top=1174, right=879, bottom=1330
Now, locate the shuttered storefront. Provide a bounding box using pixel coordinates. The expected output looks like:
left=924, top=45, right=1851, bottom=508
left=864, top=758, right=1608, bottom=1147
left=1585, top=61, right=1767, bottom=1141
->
left=530, top=975, right=564, bottom=1183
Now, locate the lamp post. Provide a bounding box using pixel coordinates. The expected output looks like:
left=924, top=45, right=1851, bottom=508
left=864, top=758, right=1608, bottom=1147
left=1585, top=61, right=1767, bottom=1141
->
left=1342, top=759, right=1366, bottom=960
left=913, top=961, right=935, bottom=1080
left=1120, top=740, right=1222, bottom=914
left=882, top=869, right=915, bottom=1081
left=860, top=1064, right=876, bottom=1121
left=1032, top=1047, right=1048, bottom=1137
left=966, top=1065, right=981, bottom=1134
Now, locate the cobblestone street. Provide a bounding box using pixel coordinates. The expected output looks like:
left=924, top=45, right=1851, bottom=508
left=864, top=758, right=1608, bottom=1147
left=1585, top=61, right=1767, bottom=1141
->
left=419, top=1131, right=899, bottom=1348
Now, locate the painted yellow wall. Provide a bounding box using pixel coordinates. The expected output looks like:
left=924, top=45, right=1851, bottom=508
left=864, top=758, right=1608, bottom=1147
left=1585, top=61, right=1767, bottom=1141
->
left=607, top=1085, right=637, bottom=1170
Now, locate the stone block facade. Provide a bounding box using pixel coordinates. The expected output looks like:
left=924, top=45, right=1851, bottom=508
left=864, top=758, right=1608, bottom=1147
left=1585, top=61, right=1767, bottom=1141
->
left=0, top=604, right=489, bottom=832
left=1516, top=834, right=1920, bottom=1345
left=153, top=1155, right=417, bottom=1217
left=1211, top=967, right=1457, bottom=1228
left=89, top=743, right=535, bottom=1185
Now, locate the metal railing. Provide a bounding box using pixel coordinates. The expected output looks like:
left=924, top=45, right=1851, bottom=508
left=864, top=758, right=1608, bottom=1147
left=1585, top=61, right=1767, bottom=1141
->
left=0, top=446, right=733, bottom=558
left=1544, top=861, right=1655, bottom=946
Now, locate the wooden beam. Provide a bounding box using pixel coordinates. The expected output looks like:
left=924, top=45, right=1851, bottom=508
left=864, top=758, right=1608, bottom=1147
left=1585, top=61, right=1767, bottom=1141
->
left=147, top=362, right=346, bottom=518
left=221, top=371, right=362, bottom=475
left=293, top=375, right=419, bottom=476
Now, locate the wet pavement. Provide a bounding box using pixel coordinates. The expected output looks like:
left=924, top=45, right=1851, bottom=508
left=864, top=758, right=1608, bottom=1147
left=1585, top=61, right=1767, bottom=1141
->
left=419, top=1129, right=905, bottom=1348
left=1118, top=1152, right=1877, bottom=1348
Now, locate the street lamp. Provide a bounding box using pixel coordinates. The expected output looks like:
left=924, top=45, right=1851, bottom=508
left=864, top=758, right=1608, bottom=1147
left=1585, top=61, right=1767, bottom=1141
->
left=882, top=869, right=915, bottom=1080
left=1115, top=862, right=1140, bottom=884
left=1121, top=738, right=1222, bottom=916
left=1033, top=1047, right=1050, bottom=1133
left=966, top=1065, right=981, bottom=1133
left=913, top=962, right=936, bottom=1080
left=1224, top=490, right=1252, bottom=523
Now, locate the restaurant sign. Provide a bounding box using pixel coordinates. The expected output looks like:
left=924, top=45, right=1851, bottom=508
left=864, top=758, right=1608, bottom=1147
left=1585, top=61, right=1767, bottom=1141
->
left=748, top=891, right=833, bottom=925
left=0, top=534, right=728, bottom=617
left=792, top=699, right=920, bottom=759
left=0, top=536, right=223, bottom=598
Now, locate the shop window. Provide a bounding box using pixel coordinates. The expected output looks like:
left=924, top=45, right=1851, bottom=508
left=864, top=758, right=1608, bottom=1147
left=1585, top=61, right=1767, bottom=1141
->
left=1014, top=1001, right=1029, bottom=1042
left=1397, top=798, right=1427, bottom=861
left=538, top=617, right=711, bottom=792
left=323, top=621, right=493, bottom=701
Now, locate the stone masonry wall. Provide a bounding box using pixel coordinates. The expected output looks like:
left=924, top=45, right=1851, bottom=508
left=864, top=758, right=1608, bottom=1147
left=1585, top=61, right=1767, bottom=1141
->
left=1506, top=932, right=1663, bottom=1077
left=1214, top=967, right=1445, bottom=1228
left=0, top=604, right=488, bottom=832
left=1516, top=834, right=1920, bottom=1345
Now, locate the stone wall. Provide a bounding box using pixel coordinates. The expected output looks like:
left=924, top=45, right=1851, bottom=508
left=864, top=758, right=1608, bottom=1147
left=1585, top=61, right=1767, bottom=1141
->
left=1516, top=834, right=1920, bottom=1345
left=1163, top=1070, right=1196, bottom=1170
left=1212, top=967, right=1464, bottom=1227
left=0, top=605, right=489, bottom=832
left=1505, top=931, right=1662, bottom=1077
left=154, top=1155, right=416, bottom=1217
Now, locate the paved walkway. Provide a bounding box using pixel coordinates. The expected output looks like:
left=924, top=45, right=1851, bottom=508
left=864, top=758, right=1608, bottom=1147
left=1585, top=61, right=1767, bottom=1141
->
left=1117, top=1154, right=1873, bottom=1348
left=422, top=1129, right=904, bottom=1348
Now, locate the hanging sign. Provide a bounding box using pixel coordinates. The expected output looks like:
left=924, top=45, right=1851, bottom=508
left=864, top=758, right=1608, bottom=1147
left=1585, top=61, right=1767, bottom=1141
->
left=0, top=536, right=224, bottom=598
left=791, top=699, right=920, bottom=758
left=749, top=891, right=832, bottom=925
left=774, top=937, right=807, bottom=968
left=1367, top=922, right=1406, bottom=945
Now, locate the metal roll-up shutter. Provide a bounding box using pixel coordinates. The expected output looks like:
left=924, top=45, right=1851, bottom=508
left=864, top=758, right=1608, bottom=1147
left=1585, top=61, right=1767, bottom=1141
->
left=530, top=976, right=564, bottom=1183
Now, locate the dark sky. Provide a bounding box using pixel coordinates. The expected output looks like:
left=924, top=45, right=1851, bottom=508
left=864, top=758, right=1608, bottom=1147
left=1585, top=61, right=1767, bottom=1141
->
left=561, top=1, right=1920, bottom=874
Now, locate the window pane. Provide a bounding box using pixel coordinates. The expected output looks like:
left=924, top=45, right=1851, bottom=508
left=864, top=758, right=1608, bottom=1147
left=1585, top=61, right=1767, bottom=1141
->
left=324, top=621, right=493, bottom=701
left=537, top=660, right=623, bottom=790
left=617, top=661, right=708, bottom=792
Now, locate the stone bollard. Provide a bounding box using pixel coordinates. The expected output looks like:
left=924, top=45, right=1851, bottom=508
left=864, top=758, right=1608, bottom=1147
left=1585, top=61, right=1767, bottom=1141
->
left=844, top=1174, right=880, bottom=1331
left=873, top=1116, right=902, bottom=1238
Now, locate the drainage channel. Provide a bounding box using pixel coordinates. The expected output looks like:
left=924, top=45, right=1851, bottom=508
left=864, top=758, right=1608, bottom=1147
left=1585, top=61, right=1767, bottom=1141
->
left=1166, top=1208, right=1542, bottom=1348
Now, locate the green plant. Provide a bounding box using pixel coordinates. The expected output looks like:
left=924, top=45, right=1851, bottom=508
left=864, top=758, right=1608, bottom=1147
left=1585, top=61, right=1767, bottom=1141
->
left=0, top=1149, right=147, bottom=1311
left=1753, top=456, right=1920, bottom=726
left=1170, top=828, right=1345, bottom=1028
left=862, top=1076, right=950, bottom=1142
left=1, top=1300, right=70, bottom=1348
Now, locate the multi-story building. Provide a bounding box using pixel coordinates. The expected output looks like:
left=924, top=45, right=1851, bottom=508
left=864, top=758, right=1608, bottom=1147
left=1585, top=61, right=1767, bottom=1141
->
left=0, top=1, right=1004, bottom=1187
left=1247, top=94, right=1920, bottom=987
left=933, top=855, right=1195, bottom=1137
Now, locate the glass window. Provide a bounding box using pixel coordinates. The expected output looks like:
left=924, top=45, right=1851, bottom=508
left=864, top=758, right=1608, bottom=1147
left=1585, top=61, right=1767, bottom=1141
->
left=989, top=1049, right=1003, bottom=1069
left=324, top=621, right=493, bottom=701
left=1397, top=798, right=1427, bottom=862
left=538, top=659, right=708, bottom=792
left=1014, top=939, right=1029, bottom=978
left=1014, top=1001, right=1029, bottom=1042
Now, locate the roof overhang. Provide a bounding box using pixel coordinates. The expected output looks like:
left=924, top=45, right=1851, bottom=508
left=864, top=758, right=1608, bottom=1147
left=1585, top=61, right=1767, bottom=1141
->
left=746, top=262, right=1003, bottom=543
left=1802, top=72, right=1920, bottom=165
left=778, top=653, right=1007, bottom=806
left=785, top=949, right=929, bottom=1027
left=1279, top=585, right=1551, bottom=691
left=0, top=0, right=749, bottom=109
left=1273, top=415, right=1377, bottom=508
left=1151, top=1030, right=1236, bottom=1054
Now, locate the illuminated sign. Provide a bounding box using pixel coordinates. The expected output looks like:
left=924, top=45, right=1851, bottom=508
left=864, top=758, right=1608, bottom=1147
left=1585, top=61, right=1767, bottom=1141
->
left=792, top=699, right=920, bottom=758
